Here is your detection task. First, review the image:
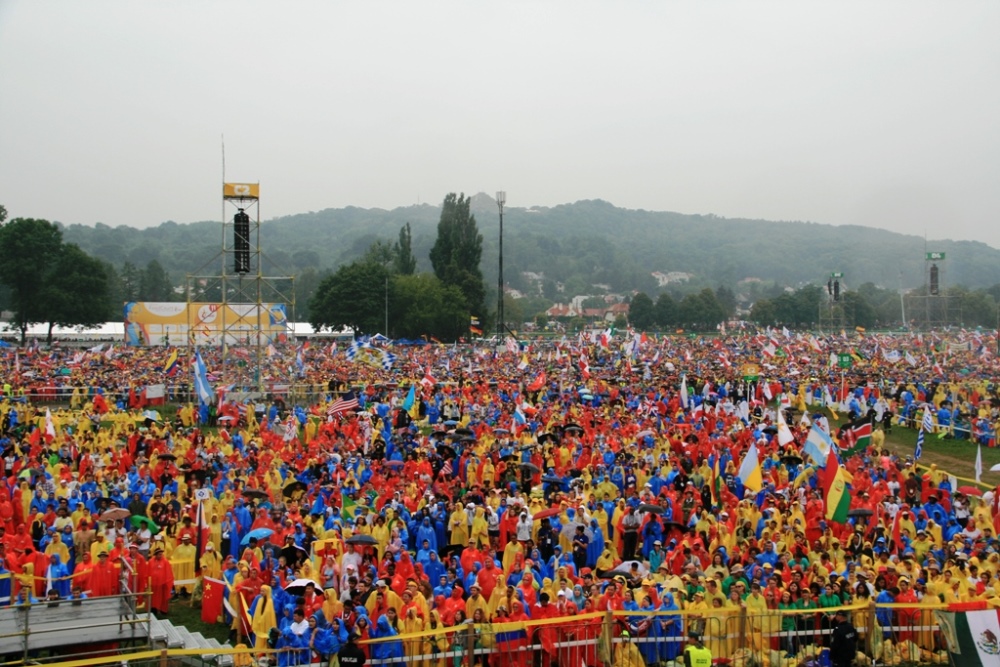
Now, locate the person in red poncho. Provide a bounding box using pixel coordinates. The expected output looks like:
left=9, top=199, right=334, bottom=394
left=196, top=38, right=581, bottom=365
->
left=89, top=551, right=119, bottom=597
left=147, top=546, right=174, bottom=615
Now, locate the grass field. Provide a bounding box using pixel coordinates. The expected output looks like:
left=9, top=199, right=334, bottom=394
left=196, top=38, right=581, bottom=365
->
left=874, top=422, right=1000, bottom=488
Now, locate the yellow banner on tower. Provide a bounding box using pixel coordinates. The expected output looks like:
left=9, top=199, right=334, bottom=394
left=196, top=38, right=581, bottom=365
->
left=223, top=183, right=259, bottom=199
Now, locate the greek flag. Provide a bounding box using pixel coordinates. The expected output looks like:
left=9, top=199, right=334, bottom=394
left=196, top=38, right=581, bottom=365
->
left=914, top=404, right=934, bottom=460
left=381, top=349, right=396, bottom=370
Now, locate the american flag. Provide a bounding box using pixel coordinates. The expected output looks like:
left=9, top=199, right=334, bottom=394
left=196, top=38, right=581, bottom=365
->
left=327, top=391, right=359, bottom=417
left=439, top=460, right=453, bottom=477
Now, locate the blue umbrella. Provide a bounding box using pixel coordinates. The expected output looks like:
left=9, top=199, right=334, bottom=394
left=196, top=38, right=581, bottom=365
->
left=241, top=527, right=274, bottom=546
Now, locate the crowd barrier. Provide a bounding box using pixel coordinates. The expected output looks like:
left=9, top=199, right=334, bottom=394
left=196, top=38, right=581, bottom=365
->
left=20, top=600, right=1000, bottom=667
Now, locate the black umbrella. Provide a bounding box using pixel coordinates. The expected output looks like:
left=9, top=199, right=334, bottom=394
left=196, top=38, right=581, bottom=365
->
left=541, top=474, right=564, bottom=485
left=454, top=427, right=474, bottom=437
left=460, top=436, right=477, bottom=444
left=242, top=488, right=269, bottom=500
left=520, top=462, right=541, bottom=474
left=780, top=455, right=804, bottom=466
left=762, top=426, right=778, bottom=435
left=637, top=504, right=665, bottom=515
left=345, top=534, right=378, bottom=546
left=283, top=481, right=308, bottom=498
left=847, top=508, right=873, bottom=518
left=537, top=433, right=558, bottom=444
left=663, top=520, right=687, bottom=533
left=437, top=444, right=458, bottom=459
left=563, top=423, right=584, bottom=434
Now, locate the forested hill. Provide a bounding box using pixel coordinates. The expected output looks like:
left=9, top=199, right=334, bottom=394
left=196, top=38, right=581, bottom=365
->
left=60, top=195, right=1000, bottom=294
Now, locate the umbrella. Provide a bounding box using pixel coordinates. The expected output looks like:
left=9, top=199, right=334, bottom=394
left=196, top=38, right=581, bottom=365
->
left=635, top=429, right=655, bottom=440
left=142, top=410, right=162, bottom=422
left=345, top=534, right=378, bottom=546
left=284, top=578, right=320, bottom=596
left=532, top=507, right=562, bottom=521
left=519, top=462, right=541, bottom=474
left=241, top=488, right=270, bottom=500
left=453, top=428, right=474, bottom=437
left=156, top=452, right=177, bottom=461
left=956, top=486, right=983, bottom=497
left=991, top=463, right=1000, bottom=472
left=460, top=436, right=477, bottom=444
left=563, top=423, right=584, bottom=434
left=130, top=515, right=159, bottom=533
left=217, top=415, right=237, bottom=422
left=493, top=428, right=510, bottom=434
left=662, top=520, right=687, bottom=533
left=762, top=426, right=778, bottom=435
left=637, top=504, right=665, bottom=515
left=605, top=561, right=648, bottom=577
left=100, top=508, right=131, bottom=522
left=241, top=528, right=274, bottom=546
left=847, top=508, right=873, bottom=518
left=541, top=474, right=564, bottom=485
left=437, top=445, right=458, bottom=460
left=283, top=481, right=308, bottom=498
left=537, top=433, right=558, bottom=444
left=383, top=460, right=405, bottom=468
left=780, top=455, right=803, bottom=466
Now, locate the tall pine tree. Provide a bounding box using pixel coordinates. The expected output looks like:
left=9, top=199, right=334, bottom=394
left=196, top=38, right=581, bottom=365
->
left=429, top=193, right=485, bottom=317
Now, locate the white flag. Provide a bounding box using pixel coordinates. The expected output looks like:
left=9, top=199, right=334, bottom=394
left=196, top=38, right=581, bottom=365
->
left=975, top=443, right=983, bottom=483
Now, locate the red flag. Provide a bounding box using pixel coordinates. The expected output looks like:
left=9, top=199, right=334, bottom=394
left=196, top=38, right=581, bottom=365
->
left=201, top=577, right=226, bottom=624
left=528, top=371, right=547, bottom=392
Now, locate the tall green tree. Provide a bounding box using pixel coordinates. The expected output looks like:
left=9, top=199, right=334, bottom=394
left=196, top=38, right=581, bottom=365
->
left=120, top=261, right=141, bottom=302
left=0, top=218, right=64, bottom=342
left=628, top=292, right=656, bottom=330
left=429, top=193, right=485, bottom=317
left=309, top=259, right=389, bottom=334
left=390, top=273, right=468, bottom=340
left=393, top=223, right=417, bottom=275
left=139, top=259, right=174, bottom=301
left=655, top=293, right=677, bottom=328
left=41, top=244, right=111, bottom=343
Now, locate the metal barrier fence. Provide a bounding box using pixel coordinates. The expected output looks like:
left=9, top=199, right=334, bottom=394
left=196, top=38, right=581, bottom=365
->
left=10, top=599, right=969, bottom=667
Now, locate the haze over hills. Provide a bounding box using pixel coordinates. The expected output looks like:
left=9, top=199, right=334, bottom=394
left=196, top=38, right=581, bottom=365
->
left=59, top=195, right=1000, bottom=299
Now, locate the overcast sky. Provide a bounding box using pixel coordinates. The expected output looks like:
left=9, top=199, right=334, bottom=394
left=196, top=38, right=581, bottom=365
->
left=1, top=1, right=997, bottom=248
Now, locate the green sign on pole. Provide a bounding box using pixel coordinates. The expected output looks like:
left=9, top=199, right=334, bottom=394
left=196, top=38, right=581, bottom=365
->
left=837, top=353, right=852, bottom=369
left=926, top=252, right=945, bottom=260
left=830, top=272, right=843, bottom=278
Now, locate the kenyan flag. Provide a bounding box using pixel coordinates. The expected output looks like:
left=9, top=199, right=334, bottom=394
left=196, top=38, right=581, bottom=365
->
left=935, top=605, right=1000, bottom=667
left=838, top=421, right=871, bottom=458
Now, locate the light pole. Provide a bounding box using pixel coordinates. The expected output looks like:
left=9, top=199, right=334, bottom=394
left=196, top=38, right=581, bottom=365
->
left=496, top=191, right=506, bottom=344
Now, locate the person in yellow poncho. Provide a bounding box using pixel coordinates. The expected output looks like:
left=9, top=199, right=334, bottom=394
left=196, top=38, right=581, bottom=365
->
left=469, top=507, right=489, bottom=549
left=250, top=585, right=277, bottom=652
left=172, top=534, right=197, bottom=596
left=200, top=543, right=222, bottom=580
left=613, top=630, right=646, bottom=667
left=449, top=505, right=469, bottom=546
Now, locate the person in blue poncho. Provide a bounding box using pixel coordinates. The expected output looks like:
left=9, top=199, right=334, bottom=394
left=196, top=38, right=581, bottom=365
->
left=656, top=591, right=683, bottom=662
left=371, top=614, right=404, bottom=664
left=586, top=518, right=606, bottom=568
left=44, top=553, right=71, bottom=599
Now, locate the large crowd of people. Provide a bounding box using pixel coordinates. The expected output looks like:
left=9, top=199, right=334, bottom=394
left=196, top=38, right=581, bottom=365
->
left=1, top=328, right=999, bottom=666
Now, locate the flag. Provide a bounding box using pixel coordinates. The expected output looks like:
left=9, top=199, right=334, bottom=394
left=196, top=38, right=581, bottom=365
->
left=839, top=421, right=872, bottom=458
left=470, top=325, right=483, bottom=336
left=341, top=493, right=359, bottom=519
left=328, top=391, right=359, bottom=417
left=819, top=449, right=852, bottom=523
left=513, top=406, right=527, bottom=429
left=527, top=371, right=547, bottom=392
left=762, top=343, right=777, bottom=358
left=776, top=406, right=794, bottom=446
left=402, top=385, right=416, bottom=411
left=737, top=443, right=763, bottom=493
left=915, top=404, right=934, bottom=460
left=934, top=607, right=1000, bottom=667
left=976, top=443, right=983, bottom=483
left=421, top=371, right=437, bottom=387
left=192, top=351, right=214, bottom=406
left=804, top=425, right=834, bottom=465
left=517, top=354, right=529, bottom=370
left=162, top=349, right=180, bottom=376
left=44, top=407, right=56, bottom=442
left=710, top=456, right=722, bottom=507
left=680, top=375, right=689, bottom=409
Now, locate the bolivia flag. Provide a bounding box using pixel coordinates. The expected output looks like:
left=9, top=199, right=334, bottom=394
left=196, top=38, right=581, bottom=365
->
left=935, top=605, right=1000, bottom=667
left=817, top=449, right=852, bottom=523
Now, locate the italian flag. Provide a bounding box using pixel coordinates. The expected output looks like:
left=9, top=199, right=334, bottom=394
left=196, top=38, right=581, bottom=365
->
left=935, top=604, right=1000, bottom=667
